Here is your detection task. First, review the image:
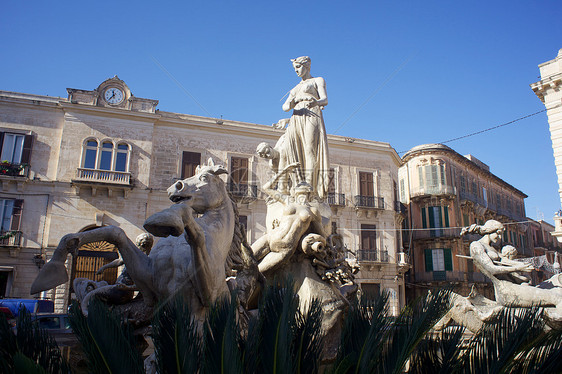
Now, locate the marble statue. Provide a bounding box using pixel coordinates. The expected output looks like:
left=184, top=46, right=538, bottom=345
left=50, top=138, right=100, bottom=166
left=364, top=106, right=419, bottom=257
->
left=267, top=56, right=330, bottom=199
left=436, top=220, right=562, bottom=332
left=31, top=158, right=261, bottom=323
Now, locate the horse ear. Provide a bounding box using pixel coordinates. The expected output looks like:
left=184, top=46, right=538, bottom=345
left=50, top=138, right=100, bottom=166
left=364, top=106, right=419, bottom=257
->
left=211, top=165, right=228, bottom=176
left=207, top=157, right=215, bottom=167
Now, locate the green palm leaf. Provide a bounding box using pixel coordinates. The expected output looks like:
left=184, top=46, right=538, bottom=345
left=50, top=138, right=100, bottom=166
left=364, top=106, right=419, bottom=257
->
left=68, top=299, right=144, bottom=374
left=152, top=295, right=201, bottom=374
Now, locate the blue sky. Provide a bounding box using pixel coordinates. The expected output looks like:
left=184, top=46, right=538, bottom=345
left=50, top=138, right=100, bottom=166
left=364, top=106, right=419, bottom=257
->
left=2, top=1, right=562, bottom=223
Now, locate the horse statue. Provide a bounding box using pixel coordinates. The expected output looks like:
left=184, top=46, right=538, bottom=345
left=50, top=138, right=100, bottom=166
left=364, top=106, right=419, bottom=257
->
left=31, top=158, right=261, bottom=322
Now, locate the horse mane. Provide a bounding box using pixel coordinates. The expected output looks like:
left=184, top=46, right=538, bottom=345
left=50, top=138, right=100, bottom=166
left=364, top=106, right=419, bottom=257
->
left=224, top=193, right=257, bottom=277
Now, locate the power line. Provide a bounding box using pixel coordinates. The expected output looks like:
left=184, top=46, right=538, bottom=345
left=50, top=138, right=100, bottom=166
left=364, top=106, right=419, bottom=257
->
left=397, top=109, right=547, bottom=154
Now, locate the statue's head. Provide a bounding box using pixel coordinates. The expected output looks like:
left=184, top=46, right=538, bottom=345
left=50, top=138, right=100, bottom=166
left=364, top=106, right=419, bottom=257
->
left=256, top=142, right=274, bottom=159
left=135, top=233, right=154, bottom=253
left=501, top=245, right=518, bottom=260
left=167, top=158, right=229, bottom=213
left=291, top=56, right=311, bottom=77
left=480, top=220, right=504, bottom=244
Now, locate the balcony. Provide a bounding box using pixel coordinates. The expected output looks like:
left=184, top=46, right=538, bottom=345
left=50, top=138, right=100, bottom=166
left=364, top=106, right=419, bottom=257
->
left=354, top=195, right=384, bottom=209
left=394, top=201, right=407, bottom=214
left=412, top=227, right=460, bottom=240
left=459, top=191, right=487, bottom=208
left=357, top=249, right=389, bottom=263
left=74, top=168, right=131, bottom=185
left=413, top=270, right=489, bottom=283
left=327, top=192, right=346, bottom=206
left=227, top=183, right=258, bottom=203
left=411, top=185, right=456, bottom=199
left=0, top=231, right=22, bottom=246
left=0, top=162, right=29, bottom=178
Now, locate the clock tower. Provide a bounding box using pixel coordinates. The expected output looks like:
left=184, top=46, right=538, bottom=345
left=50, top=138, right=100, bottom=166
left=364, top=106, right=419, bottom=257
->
left=66, top=76, right=158, bottom=113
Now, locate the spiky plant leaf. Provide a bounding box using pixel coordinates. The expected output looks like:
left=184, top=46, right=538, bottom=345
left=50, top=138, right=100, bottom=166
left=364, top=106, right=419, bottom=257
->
left=201, top=293, right=243, bottom=374
left=459, top=306, right=544, bottom=374
left=13, top=352, right=47, bottom=374
left=152, top=295, right=201, bottom=374
left=515, top=328, right=562, bottom=374
left=330, top=291, right=390, bottom=374
left=381, top=288, right=451, bottom=374
left=408, top=324, right=465, bottom=374
left=0, top=309, right=69, bottom=373
left=293, top=298, right=323, bottom=374
left=68, top=299, right=144, bottom=374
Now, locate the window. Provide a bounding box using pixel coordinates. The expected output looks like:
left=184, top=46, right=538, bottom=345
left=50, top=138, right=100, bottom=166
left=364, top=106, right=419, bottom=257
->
left=399, top=179, right=405, bottom=202
left=418, top=164, right=446, bottom=192
left=81, top=139, right=131, bottom=173
left=482, top=187, right=488, bottom=207
left=230, top=157, right=248, bottom=185
left=361, top=283, right=380, bottom=300
left=0, top=199, right=22, bottom=233
left=359, top=172, right=374, bottom=196
left=359, top=224, right=377, bottom=261
left=181, top=151, right=201, bottom=179
left=421, top=205, right=449, bottom=237
left=0, top=132, right=33, bottom=172
left=328, top=168, right=336, bottom=194
left=424, top=249, right=453, bottom=272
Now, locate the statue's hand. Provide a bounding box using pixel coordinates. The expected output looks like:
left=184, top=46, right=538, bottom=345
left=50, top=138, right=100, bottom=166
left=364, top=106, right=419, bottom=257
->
left=305, top=98, right=318, bottom=108
left=517, top=262, right=534, bottom=273
left=273, top=118, right=289, bottom=130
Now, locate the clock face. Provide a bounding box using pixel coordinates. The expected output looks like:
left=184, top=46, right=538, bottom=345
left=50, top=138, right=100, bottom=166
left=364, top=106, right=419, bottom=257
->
left=104, top=87, right=124, bottom=105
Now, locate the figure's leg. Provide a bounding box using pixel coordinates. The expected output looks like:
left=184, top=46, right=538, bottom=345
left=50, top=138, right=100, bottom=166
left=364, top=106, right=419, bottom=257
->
left=251, top=235, right=271, bottom=262
left=302, top=122, right=320, bottom=187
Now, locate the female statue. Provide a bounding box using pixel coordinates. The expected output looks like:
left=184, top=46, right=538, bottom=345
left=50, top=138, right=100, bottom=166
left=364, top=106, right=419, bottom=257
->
left=275, top=56, right=330, bottom=199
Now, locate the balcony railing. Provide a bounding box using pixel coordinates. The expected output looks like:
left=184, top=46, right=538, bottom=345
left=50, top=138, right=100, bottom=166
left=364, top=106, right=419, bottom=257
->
left=227, top=183, right=258, bottom=199
left=0, top=162, right=29, bottom=177
left=0, top=230, right=22, bottom=246
left=394, top=201, right=407, bottom=214
left=75, top=168, right=131, bottom=185
left=411, top=185, right=456, bottom=198
left=412, top=227, right=460, bottom=240
left=413, top=270, right=489, bottom=283
left=327, top=193, right=346, bottom=206
left=354, top=195, right=384, bottom=209
left=459, top=191, right=487, bottom=207
left=357, top=249, right=389, bottom=262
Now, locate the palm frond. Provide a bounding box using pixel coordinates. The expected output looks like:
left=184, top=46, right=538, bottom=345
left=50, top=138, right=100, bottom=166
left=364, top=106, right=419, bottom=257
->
left=506, top=323, right=562, bottom=374
left=459, top=306, right=544, bottom=374
left=293, top=298, right=324, bottom=374
left=152, top=295, right=201, bottom=374
left=201, top=293, right=243, bottom=374
left=330, top=291, right=390, bottom=374
left=408, top=324, right=465, bottom=374
left=68, top=299, right=144, bottom=374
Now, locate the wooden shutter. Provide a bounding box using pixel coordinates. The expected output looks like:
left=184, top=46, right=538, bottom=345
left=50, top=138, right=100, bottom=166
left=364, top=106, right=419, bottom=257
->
left=20, top=134, right=33, bottom=165
left=359, top=172, right=374, bottom=196
left=10, top=200, right=23, bottom=231
left=328, top=168, right=336, bottom=194
left=361, top=224, right=376, bottom=250
left=231, top=157, right=248, bottom=185
left=425, top=249, right=433, bottom=272
left=444, top=249, right=453, bottom=271
left=181, top=151, right=201, bottom=179
left=443, top=206, right=449, bottom=227
left=421, top=207, right=427, bottom=229
left=428, top=207, right=435, bottom=228
left=0, top=132, right=4, bottom=156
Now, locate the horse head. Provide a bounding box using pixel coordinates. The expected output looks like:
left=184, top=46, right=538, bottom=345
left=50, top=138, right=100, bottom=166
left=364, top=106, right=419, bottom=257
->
left=168, top=158, right=229, bottom=214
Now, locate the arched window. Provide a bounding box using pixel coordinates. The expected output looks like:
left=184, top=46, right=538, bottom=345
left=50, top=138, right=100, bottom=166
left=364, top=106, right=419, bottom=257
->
left=81, top=138, right=131, bottom=173
left=115, top=143, right=130, bottom=172
left=83, top=139, right=98, bottom=169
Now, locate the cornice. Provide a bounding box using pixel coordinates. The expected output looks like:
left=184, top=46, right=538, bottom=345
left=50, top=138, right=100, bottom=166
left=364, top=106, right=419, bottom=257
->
left=59, top=102, right=160, bottom=122
left=402, top=145, right=527, bottom=198
left=530, top=72, right=562, bottom=103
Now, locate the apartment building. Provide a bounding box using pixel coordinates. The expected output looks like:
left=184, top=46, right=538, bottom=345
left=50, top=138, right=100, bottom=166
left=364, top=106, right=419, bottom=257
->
left=0, top=77, right=407, bottom=313
left=399, top=144, right=528, bottom=301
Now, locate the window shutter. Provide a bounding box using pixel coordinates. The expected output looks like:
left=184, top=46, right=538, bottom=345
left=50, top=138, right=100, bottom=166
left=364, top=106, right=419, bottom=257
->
left=428, top=207, right=435, bottom=228
left=21, top=134, right=33, bottom=165
left=444, top=249, right=453, bottom=271
left=444, top=206, right=450, bottom=227
left=439, top=165, right=446, bottom=185
left=421, top=207, right=427, bottom=229
left=10, top=200, right=23, bottom=231
left=418, top=167, right=424, bottom=187
left=0, top=132, right=4, bottom=156
left=425, top=249, right=433, bottom=272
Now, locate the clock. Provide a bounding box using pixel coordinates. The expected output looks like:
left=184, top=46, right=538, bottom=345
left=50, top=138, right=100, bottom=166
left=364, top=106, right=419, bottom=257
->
left=104, top=87, right=125, bottom=105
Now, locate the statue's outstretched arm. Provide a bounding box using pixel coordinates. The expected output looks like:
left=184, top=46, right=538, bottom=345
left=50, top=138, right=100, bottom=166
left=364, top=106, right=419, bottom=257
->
left=262, top=162, right=300, bottom=202
left=97, top=259, right=124, bottom=275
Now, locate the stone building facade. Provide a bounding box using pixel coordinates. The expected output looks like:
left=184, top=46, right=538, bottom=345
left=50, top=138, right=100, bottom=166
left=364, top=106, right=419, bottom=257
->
left=399, top=144, right=528, bottom=301
left=0, top=77, right=407, bottom=313
left=531, top=49, right=562, bottom=242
